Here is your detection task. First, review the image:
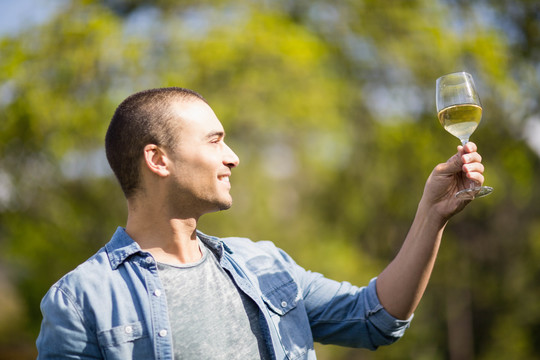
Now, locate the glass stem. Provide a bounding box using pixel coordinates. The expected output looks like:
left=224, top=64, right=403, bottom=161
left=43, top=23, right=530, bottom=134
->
left=461, top=138, right=477, bottom=191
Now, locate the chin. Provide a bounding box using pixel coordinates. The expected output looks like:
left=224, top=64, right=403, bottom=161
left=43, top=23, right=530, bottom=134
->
left=216, top=196, right=233, bottom=211
left=218, top=201, right=233, bottom=211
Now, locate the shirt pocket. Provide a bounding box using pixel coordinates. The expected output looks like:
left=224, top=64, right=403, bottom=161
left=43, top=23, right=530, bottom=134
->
left=97, top=321, right=154, bottom=359
left=255, top=264, right=314, bottom=360
left=247, top=255, right=301, bottom=315
left=261, top=279, right=299, bottom=315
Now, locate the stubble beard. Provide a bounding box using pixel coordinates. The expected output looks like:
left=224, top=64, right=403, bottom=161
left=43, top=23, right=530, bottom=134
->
left=217, top=197, right=233, bottom=212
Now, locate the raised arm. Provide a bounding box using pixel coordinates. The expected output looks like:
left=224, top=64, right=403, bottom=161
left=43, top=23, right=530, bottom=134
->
left=376, top=142, right=485, bottom=320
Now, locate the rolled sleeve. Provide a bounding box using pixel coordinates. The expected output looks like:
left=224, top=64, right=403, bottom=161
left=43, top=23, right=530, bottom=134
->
left=362, top=278, right=413, bottom=345
left=301, top=271, right=412, bottom=350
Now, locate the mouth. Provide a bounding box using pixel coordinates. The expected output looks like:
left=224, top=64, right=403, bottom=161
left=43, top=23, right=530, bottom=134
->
left=218, top=175, right=230, bottom=183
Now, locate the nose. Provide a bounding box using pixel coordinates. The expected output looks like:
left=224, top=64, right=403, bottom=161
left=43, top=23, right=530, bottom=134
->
left=223, top=143, right=240, bottom=168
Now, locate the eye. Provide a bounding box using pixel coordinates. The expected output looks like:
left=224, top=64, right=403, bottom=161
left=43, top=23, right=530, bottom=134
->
left=206, top=131, right=225, bottom=144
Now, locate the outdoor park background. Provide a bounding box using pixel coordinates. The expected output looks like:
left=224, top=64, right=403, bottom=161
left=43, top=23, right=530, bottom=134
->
left=1, top=0, right=539, bottom=359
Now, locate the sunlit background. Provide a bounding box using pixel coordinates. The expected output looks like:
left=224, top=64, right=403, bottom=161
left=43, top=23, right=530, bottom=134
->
left=1, top=0, right=539, bottom=359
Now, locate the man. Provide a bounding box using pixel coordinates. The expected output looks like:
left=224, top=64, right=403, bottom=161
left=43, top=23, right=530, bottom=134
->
left=36, top=87, right=487, bottom=359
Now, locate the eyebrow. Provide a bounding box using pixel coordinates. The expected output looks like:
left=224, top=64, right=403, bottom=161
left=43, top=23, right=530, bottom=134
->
left=205, top=130, right=225, bottom=139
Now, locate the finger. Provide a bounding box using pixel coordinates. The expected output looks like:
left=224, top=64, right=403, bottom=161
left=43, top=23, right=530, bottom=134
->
left=463, top=162, right=485, bottom=185
left=457, top=145, right=464, bottom=157
left=463, top=162, right=485, bottom=175
left=466, top=170, right=485, bottom=185
left=462, top=142, right=477, bottom=154
left=462, top=152, right=482, bottom=165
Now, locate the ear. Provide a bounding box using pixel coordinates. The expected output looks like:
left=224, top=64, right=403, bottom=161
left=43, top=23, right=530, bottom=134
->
left=143, top=144, right=170, bottom=177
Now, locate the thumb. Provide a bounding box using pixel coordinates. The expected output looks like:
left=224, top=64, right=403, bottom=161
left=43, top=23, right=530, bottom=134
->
left=436, top=147, right=464, bottom=176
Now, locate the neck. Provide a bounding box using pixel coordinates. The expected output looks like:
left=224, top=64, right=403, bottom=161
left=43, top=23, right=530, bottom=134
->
left=125, top=198, right=203, bottom=265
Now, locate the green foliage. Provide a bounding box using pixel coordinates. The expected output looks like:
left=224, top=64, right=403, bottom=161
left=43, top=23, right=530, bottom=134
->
left=1, top=0, right=540, bottom=358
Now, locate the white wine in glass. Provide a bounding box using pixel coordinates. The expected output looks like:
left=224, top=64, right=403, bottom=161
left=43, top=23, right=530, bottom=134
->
left=436, top=72, right=493, bottom=199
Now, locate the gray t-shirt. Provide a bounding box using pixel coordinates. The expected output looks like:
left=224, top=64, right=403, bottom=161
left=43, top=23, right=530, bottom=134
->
left=157, top=240, right=270, bottom=360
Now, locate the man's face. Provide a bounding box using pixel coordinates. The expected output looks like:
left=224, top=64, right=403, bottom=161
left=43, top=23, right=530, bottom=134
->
left=165, top=99, right=240, bottom=217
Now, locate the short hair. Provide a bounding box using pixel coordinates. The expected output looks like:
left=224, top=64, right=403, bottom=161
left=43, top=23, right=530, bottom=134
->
left=105, top=87, right=207, bottom=199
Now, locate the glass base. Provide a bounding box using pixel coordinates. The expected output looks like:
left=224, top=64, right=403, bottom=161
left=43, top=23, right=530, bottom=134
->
left=455, top=186, right=493, bottom=200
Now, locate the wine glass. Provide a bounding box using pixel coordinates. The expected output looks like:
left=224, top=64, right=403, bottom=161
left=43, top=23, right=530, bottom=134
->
left=436, top=71, right=493, bottom=199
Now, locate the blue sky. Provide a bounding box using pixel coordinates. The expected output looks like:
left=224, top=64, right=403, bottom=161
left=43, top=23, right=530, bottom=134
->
left=0, top=0, right=65, bottom=36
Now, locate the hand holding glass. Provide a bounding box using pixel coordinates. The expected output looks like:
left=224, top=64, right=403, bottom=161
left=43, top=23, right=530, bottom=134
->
left=436, top=72, right=493, bottom=199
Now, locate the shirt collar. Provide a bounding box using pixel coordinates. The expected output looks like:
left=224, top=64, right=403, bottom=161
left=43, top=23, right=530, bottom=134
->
left=105, top=227, right=233, bottom=269
left=106, top=227, right=144, bottom=270
left=197, top=230, right=234, bottom=259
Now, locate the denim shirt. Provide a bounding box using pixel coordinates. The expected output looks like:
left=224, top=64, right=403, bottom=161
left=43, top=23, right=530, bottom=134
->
left=37, top=227, right=411, bottom=359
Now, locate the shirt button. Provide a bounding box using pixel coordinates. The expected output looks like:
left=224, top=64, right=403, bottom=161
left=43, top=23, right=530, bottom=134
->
left=154, top=289, right=162, bottom=297
left=281, top=301, right=288, bottom=308
left=125, top=325, right=133, bottom=334
left=159, top=329, right=168, bottom=337
left=145, top=256, right=153, bottom=264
